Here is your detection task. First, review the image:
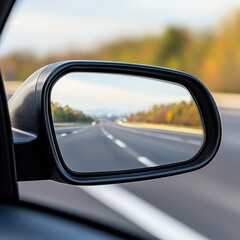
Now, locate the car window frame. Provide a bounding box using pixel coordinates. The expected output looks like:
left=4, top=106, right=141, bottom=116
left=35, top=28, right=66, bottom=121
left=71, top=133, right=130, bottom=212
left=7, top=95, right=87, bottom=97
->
left=0, top=0, right=18, bottom=202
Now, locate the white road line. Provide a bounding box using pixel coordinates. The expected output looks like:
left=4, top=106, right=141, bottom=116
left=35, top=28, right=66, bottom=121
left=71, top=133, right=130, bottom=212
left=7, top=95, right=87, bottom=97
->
left=78, top=127, right=91, bottom=133
left=137, top=156, right=158, bottom=167
left=113, top=126, right=184, bottom=142
left=60, top=133, right=67, bottom=137
left=71, top=127, right=91, bottom=135
left=158, top=134, right=182, bottom=142
left=100, top=125, right=158, bottom=167
left=107, top=134, right=114, bottom=140
left=114, top=139, right=127, bottom=148
left=113, top=125, right=203, bottom=145
left=80, top=185, right=209, bottom=240
left=100, top=125, right=109, bottom=136
left=101, top=126, right=115, bottom=140
left=187, top=140, right=202, bottom=145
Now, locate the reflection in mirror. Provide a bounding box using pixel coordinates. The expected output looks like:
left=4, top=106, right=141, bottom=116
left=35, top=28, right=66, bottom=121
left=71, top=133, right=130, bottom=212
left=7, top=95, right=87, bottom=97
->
left=51, top=72, right=204, bottom=173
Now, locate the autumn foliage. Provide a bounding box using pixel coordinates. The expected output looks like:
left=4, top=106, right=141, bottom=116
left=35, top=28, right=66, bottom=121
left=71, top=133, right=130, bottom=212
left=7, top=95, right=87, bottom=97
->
left=51, top=102, right=94, bottom=123
left=1, top=11, right=240, bottom=93
left=128, top=100, right=202, bottom=128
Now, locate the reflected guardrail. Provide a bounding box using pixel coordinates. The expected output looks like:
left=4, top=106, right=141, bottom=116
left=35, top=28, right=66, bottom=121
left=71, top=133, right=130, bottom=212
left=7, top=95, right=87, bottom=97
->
left=4, top=81, right=240, bottom=110
left=117, top=121, right=204, bottom=135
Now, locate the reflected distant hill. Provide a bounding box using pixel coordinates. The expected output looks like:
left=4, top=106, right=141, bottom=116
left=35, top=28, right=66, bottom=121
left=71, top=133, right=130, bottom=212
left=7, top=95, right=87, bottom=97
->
left=85, top=108, right=129, bottom=119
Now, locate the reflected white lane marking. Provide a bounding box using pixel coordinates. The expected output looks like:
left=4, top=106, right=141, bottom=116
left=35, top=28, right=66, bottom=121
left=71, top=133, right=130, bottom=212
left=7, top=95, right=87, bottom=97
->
left=107, top=134, right=114, bottom=140
left=158, top=134, right=182, bottom=141
left=101, top=125, right=158, bottom=167
left=137, top=156, right=158, bottom=167
left=60, top=133, right=67, bottom=137
left=113, top=126, right=184, bottom=142
left=78, top=127, right=91, bottom=133
left=113, top=125, right=203, bottom=145
left=101, top=125, right=114, bottom=141
left=80, top=185, right=209, bottom=240
left=100, top=125, right=109, bottom=136
left=114, top=139, right=127, bottom=148
left=71, top=127, right=93, bottom=135
left=187, top=140, right=202, bottom=145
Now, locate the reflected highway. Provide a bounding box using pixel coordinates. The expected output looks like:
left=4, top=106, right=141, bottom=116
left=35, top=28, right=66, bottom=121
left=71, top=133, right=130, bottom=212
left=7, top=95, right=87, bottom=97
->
left=55, top=120, right=203, bottom=172
left=19, top=109, right=240, bottom=240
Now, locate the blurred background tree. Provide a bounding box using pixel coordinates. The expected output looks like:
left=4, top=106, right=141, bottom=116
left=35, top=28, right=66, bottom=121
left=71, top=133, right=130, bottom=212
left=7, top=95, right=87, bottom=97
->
left=1, top=10, right=240, bottom=93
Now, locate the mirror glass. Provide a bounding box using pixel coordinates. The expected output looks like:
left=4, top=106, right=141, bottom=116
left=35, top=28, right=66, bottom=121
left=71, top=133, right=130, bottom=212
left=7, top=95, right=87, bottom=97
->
left=51, top=72, right=204, bottom=173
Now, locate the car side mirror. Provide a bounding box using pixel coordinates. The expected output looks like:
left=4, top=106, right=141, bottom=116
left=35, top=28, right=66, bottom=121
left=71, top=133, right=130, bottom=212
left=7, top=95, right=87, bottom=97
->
left=9, top=61, right=221, bottom=185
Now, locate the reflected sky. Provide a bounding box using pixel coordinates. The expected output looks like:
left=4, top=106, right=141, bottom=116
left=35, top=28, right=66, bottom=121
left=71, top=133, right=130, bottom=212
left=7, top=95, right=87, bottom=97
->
left=51, top=72, right=192, bottom=115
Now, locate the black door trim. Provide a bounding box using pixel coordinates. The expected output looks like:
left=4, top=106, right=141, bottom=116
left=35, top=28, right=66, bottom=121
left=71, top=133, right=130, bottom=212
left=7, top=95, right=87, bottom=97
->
left=0, top=0, right=18, bottom=201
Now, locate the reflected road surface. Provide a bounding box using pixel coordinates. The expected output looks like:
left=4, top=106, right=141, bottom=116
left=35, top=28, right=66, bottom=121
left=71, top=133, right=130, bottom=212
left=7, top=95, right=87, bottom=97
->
left=55, top=120, right=203, bottom=172
left=19, top=109, right=240, bottom=240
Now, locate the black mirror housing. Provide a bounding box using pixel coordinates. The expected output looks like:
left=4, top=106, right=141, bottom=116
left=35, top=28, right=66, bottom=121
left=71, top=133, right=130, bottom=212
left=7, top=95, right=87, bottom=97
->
left=9, top=61, right=221, bottom=185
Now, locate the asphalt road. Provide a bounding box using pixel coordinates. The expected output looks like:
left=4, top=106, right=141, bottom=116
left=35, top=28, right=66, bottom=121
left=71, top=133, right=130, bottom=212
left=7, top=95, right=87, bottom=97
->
left=55, top=120, right=203, bottom=172
left=19, top=109, right=240, bottom=240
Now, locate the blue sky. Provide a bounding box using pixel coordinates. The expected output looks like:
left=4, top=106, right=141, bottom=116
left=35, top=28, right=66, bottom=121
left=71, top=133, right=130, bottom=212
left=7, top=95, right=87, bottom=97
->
left=1, top=0, right=240, bottom=57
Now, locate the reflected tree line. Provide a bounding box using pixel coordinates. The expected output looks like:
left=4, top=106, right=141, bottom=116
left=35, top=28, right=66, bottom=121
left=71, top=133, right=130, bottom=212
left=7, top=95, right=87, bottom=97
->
left=51, top=102, right=95, bottom=123
left=128, top=100, right=202, bottom=128
left=52, top=100, right=201, bottom=128
left=1, top=11, right=240, bottom=93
